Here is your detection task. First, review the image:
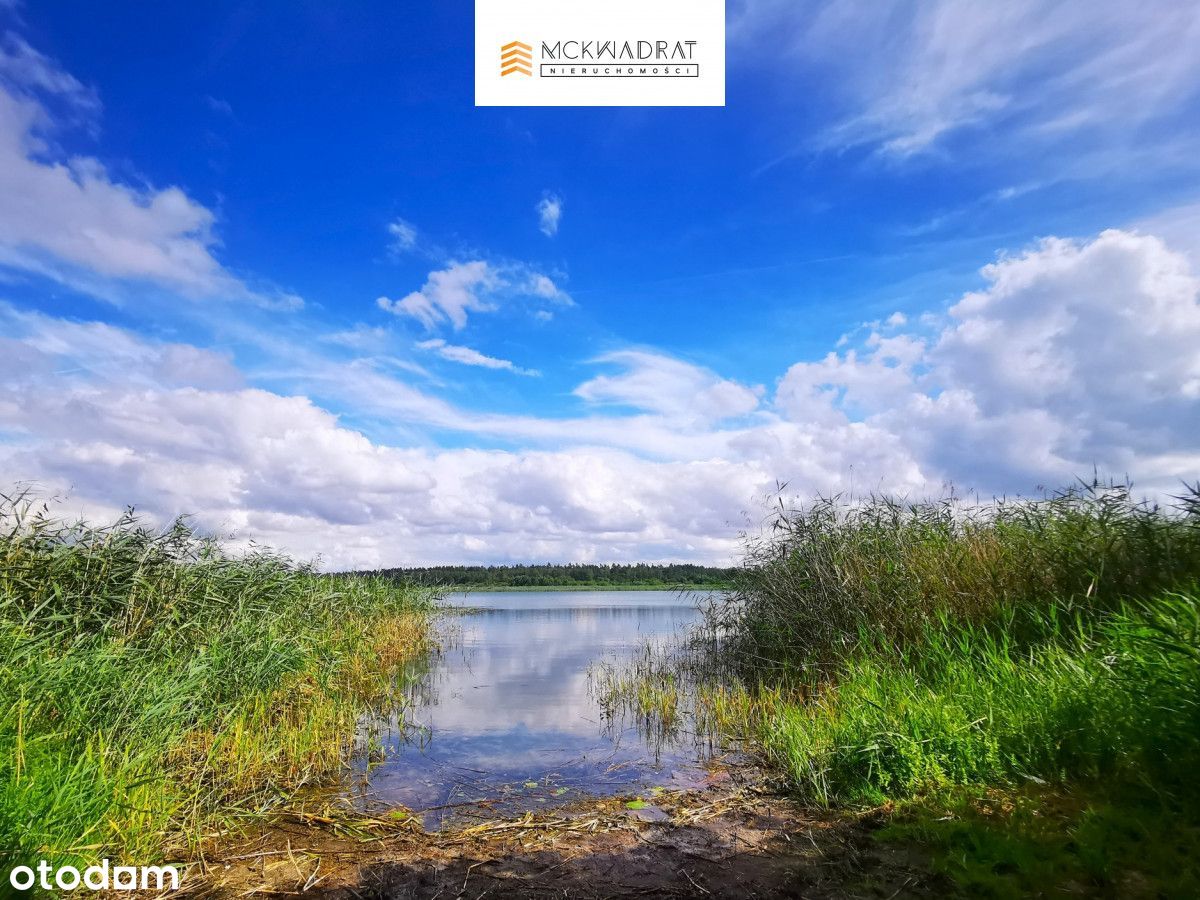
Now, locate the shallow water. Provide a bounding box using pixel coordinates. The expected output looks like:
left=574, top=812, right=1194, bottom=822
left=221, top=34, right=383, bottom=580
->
left=344, top=590, right=714, bottom=828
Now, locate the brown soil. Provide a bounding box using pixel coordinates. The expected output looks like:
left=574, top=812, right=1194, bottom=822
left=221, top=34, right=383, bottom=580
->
left=175, top=768, right=951, bottom=899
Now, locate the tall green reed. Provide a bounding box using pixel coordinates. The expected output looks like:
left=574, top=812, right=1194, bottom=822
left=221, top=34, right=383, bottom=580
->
left=719, top=479, right=1200, bottom=673
left=0, top=492, right=433, bottom=870
left=758, top=591, right=1200, bottom=804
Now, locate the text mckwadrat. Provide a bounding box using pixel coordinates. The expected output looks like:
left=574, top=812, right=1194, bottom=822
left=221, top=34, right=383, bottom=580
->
left=540, top=40, right=697, bottom=61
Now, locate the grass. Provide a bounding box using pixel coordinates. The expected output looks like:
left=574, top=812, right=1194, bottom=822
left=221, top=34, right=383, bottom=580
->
left=8, top=476, right=1200, bottom=894
left=716, top=479, right=1200, bottom=672
left=878, top=781, right=1200, bottom=898
left=0, top=492, right=433, bottom=875
left=592, top=643, right=686, bottom=749
left=732, top=480, right=1200, bottom=894
left=604, top=479, right=1200, bottom=895
left=758, top=590, right=1200, bottom=805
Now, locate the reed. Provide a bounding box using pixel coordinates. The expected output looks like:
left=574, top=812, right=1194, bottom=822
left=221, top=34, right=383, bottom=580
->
left=708, top=479, right=1200, bottom=892
left=756, top=590, right=1200, bottom=805
left=718, top=479, right=1200, bottom=672
left=600, top=479, right=1200, bottom=891
left=0, top=492, right=433, bottom=871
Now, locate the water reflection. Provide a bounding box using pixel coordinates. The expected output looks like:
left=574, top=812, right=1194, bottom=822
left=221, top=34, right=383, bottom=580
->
left=346, top=590, right=711, bottom=827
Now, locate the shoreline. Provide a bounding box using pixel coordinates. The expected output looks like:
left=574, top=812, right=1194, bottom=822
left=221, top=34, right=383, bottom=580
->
left=181, top=760, right=941, bottom=898
left=435, top=583, right=731, bottom=593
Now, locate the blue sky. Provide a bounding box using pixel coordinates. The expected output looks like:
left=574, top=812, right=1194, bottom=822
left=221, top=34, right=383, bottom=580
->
left=2, top=1, right=1199, bottom=567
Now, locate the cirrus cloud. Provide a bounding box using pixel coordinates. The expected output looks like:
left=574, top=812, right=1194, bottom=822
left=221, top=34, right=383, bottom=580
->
left=416, top=338, right=540, bottom=376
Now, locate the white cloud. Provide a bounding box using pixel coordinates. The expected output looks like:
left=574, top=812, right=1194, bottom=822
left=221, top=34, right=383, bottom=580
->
left=0, top=303, right=243, bottom=390
left=738, top=0, right=1200, bottom=161
left=523, top=271, right=573, bottom=308
left=2, top=386, right=435, bottom=527
left=377, top=260, right=571, bottom=329
left=1134, top=200, right=1200, bottom=269
left=775, top=228, right=1200, bottom=489
left=575, top=350, right=762, bottom=425
left=204, top=95, right=233, bottom=116
left=417, top=338, right=539, bottom=376
left=324, top=324, right=391, bottom=352
left=377, top=260, right=498, bottom=330
left=537, top=194, right=562, bottom=236
left=0, top=370, right=759, bottom=567
left=0, top=35, right=300, bottom=308
left=932, top=231, right=1200, bottom=457
left=0, top=33, right=100, bottom=116
left=387, top=218, right=418, bottom=254
left=2, top=228, right=1198, bottom=567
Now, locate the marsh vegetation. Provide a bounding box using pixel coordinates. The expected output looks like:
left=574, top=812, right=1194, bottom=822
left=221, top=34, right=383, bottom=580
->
left=601, top=480, right=1200, bottom=895
left=6, top=478, right=1200, bottom=896
left=0, top=493, right=433, bottom=874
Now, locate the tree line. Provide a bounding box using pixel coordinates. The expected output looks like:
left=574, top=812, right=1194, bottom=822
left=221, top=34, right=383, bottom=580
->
left=365, top=562, right=737, bottom=588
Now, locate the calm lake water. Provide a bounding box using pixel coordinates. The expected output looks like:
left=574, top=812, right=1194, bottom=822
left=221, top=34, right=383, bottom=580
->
left=344, top=590, right=715, bottom=828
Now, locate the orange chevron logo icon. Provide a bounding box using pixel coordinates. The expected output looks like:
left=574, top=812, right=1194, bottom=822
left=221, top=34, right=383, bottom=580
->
left=500, top=40, right=532, bottom=76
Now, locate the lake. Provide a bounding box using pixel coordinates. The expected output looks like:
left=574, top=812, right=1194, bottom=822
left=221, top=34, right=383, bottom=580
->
left=344, top=589, right=716, bottom=828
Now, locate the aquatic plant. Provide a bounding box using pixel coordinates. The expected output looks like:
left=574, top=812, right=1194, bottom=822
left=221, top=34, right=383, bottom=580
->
left=720, top=478, right=1200, bottom=671
left=758, top=590, right=1200, bottom=805
left=0, top=491, right=433, bottom=872
left=602, top=479, right=1200, bottom=892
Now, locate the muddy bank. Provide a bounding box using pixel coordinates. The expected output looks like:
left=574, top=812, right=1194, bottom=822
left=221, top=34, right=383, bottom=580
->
left=179, top=769, right=947, bottom=899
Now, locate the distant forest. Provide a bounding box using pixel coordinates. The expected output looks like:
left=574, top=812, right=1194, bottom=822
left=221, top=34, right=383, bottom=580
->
left=370, top=563, right=738, bottom=589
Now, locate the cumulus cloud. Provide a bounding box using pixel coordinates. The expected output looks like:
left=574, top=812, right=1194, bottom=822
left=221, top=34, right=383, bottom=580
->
left=377, top=261, right=498, bottom=329
left=416, top=338, right=539, bottom=376
left=0, top=308, right=777, bottom=566
left=2, top=228, right=1198, bottom=567
left=2, top=386, right=436, bottom=529
left=537, top=194, right=562, bottom=236
left=0, top=363, right=758, bottom=567
left=0, top=34, right=300, bottom=308
left=377, top=260, right=571, bottom=330
left=775, top=229, right=1200, bottom=488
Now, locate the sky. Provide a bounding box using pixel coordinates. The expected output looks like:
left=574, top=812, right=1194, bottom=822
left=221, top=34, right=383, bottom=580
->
left=1, top=1, right=1199, bottom=569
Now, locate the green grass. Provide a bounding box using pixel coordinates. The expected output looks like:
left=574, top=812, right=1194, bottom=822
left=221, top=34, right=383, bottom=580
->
left=877, top=781, right=1200, bottom=899
left=694, top=479, right=1200, bottom=893
left=758, top=590, right=1200, bottom=805
left=0, top=492, right=433, bottom=873
left=718, top=479, right=1200, bottom=672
